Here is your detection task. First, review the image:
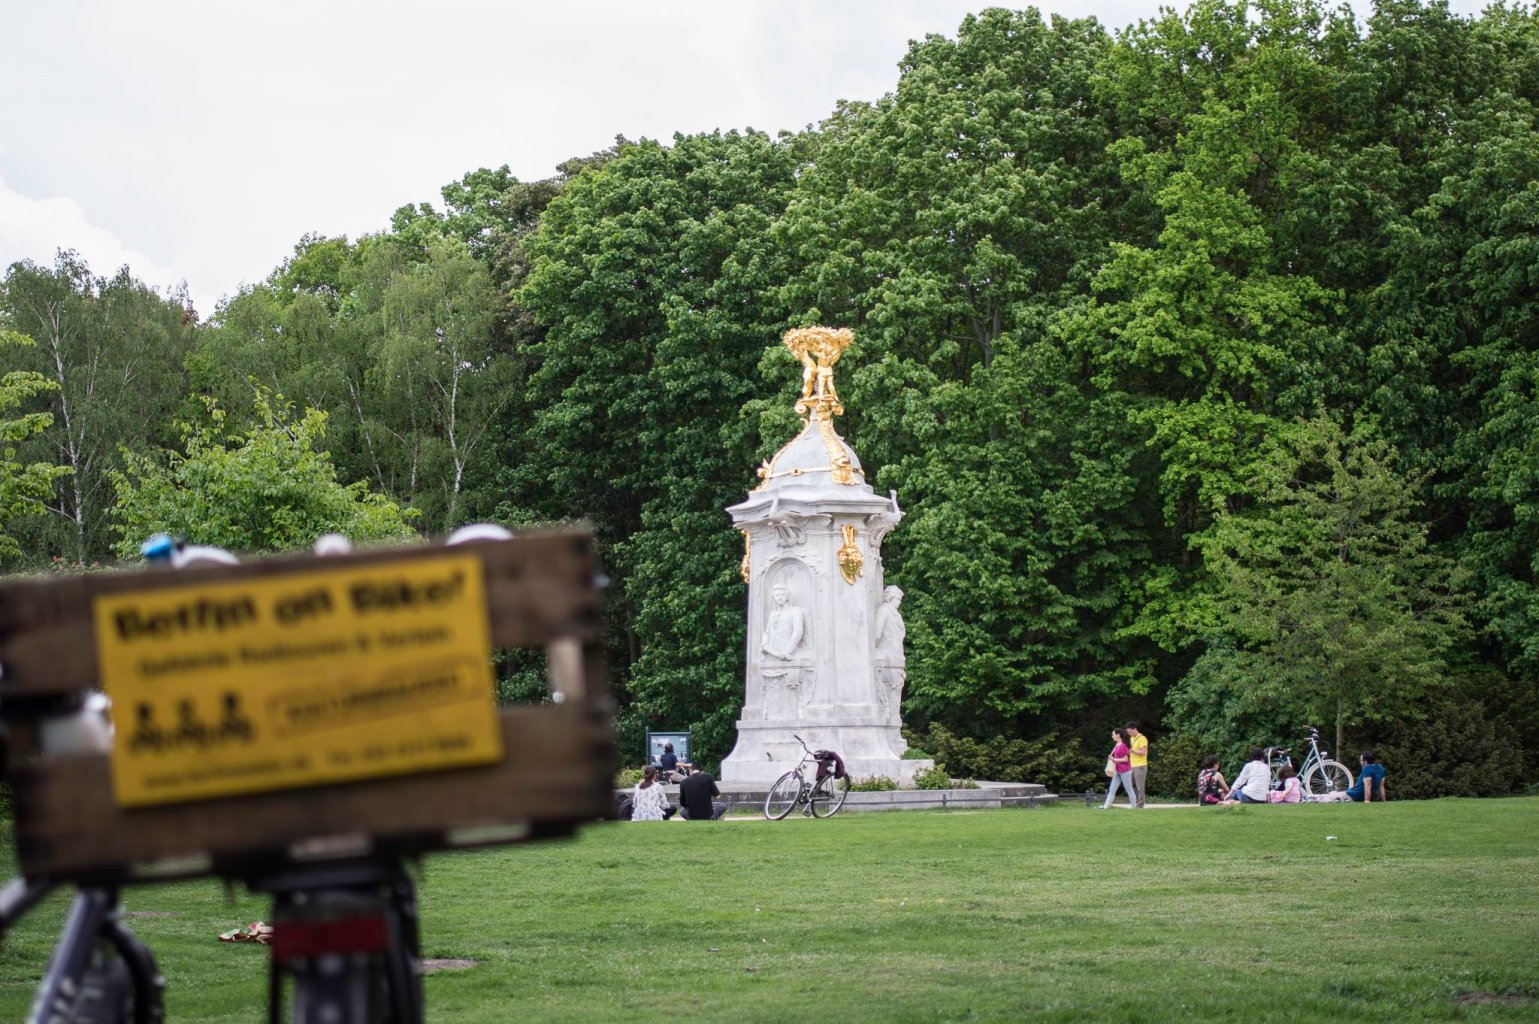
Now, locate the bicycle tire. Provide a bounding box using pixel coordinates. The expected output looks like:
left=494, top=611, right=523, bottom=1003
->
left=809, top=773, right=850, bottom=818
left=764, top=771, right=802, bottom=820
left=1304, top=760, right=1353, bottom=797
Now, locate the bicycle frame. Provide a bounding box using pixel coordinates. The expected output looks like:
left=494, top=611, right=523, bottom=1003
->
left=256, top=859, right=423, bottom=1024
left=0, top=879, right=166, bottom=1024
left=763, top=735, right=847, bottom=820
left=1267, top=727, right=1349, bottom=796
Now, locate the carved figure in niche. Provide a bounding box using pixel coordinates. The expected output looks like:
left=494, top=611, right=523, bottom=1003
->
left=873, top=585, right=907, bottom=724
left=760, top=583, right=808, bottom=716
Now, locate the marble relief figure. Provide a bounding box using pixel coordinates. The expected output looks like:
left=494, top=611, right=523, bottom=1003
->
left=873, top=585, right=907, bottom=724
left=760, top=582, right=808, bottom=717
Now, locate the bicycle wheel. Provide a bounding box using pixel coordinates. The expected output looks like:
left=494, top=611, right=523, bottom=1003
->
left=809, top=773, right=850, bottom=818
left=764, top=771, right=802, bottom=820
left=1304, top=760, right=1353, bottom=797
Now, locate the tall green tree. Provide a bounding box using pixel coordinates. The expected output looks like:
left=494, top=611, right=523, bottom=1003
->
left=516, top=130, right=797, bottom=756
left=0, top=252, right=193, bottom=565
left=0, top=330, right=71, bottom=560
left=1170, top=415, right=1468, bottom=755
left=1065, top=0, right=1352, bottom=659
left=773, top=8, right=1154, bottom=731
left=110, top=390, right=417, bottom=557
left=372, top=238, right=508, bottom=530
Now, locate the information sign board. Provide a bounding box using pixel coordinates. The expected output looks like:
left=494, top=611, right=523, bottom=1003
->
left=646, top=730, right=692, bottom=766
left=92, top=553, right=503, bottom=807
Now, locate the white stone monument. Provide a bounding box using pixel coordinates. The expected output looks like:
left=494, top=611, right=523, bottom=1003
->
left=721, top=327, right=933, bottom=784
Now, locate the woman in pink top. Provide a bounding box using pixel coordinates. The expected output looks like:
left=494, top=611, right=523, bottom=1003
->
left=1102, top=728, right=1135, bottom=809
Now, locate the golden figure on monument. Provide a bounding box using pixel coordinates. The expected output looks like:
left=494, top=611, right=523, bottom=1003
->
left=785, top=326, right=854, bottom=419
left=751, top=326, right=862, bottom=493
left=837, top=523, right=864, bottom=585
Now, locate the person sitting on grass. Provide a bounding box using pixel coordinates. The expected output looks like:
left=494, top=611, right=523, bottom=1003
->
left=1267, top=765, right=1303, bottom=803
left=1220, top=748, right=1270, bottom=804
left=1315, top=751, right=1388, bottom=803
left=1197, top=755, right=1230, bottom=805
left=678, top=763, right=726, bottom=820
left=630, top=765, right=674, bottom=821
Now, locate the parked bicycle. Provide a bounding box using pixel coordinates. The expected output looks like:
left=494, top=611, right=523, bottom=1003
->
left=0, top=528, right=514, bottom=1024
left=0, top=877, right=164, bottom=1024
left=763, top=735, right=849, bottom=820
left=1266, top=726, right=1354, bottom=798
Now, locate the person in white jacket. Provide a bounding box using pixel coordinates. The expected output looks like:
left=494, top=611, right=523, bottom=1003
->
left=630, top=765, right=673, bottom=821
left=1221, top=748, right=1270, bottom=804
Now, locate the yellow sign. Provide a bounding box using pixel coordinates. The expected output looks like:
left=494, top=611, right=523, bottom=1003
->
left=92, top=554, right=503, bottom=807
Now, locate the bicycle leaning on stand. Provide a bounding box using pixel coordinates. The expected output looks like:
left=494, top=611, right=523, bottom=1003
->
left=1266, top=725, right=1355, bottom=798
left=763, top=735, right=850, bottom=820
left=0, top=522, right=613, bottom=1024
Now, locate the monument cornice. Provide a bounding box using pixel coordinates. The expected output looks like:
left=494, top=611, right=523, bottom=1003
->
left=728, top=489, right=901, bottom=527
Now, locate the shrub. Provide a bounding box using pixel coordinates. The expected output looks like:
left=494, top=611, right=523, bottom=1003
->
left=850, top=775, right=899, bottom=791
left=911, top=765, right=953, bottom=790
left=1146, top=732, right=1206, bottom=799
left=911, top=725, right=1101, bottom=793
left=901, top=748, right=932, bottom=760
left=615, top=767, right=644, bottom=788
left=1371, top=693, right=1520, bottom=799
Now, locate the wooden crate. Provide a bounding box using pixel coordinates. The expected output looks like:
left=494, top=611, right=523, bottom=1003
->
left=0, top=527, right=616, bottom=885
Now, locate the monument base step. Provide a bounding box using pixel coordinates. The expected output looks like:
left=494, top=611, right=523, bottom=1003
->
left=615, top=781, right=1059, bottom=816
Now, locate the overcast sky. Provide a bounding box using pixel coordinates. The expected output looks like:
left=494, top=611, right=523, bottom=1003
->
left=0, top=0, right=1488, bottom=317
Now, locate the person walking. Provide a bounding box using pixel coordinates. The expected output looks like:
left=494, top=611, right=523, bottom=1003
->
left=1102, top=728, right=1135, bottom=809
left=1125, top=721, right=1149, bottom=807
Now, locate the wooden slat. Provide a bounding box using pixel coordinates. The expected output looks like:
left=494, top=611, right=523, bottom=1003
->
left=0, top=528, right=602, bottom=698
left=10, top=705, right=615, bottom=883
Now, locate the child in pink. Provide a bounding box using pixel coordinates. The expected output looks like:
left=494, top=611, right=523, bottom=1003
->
left=1268, top=765, right=1302, bottom=803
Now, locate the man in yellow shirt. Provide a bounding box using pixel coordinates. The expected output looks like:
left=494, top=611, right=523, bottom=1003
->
left=1125, top=721, right=1149, bottom=808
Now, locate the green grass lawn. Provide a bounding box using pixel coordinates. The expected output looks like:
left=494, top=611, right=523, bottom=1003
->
left=3, top=798, right=1536, bottom=1022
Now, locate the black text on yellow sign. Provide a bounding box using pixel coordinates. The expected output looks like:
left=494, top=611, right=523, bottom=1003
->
left=92, top=554, right=503, bottom=807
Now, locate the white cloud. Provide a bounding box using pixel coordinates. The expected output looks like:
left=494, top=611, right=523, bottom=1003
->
left=0, top=175, right=196, bottom=310
left=0, top=0, right=1498, bottom=319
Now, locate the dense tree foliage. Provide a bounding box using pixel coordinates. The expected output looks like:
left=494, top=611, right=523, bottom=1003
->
left=4, top=0, right=1536, bottom=792
left=0, top=252, right=193, bottom=564
left=0, top=330, right=70, bottom=560
left=515, top=131, right=799, bottom=758
left=110, top=391, right=417, bottom=556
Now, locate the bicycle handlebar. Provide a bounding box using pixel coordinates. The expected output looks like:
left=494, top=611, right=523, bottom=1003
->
left=790, top=735, right=838, bottom=764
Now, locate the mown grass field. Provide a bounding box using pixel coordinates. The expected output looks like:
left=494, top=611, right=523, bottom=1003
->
left=2, top=798, right=1536, bottom=1022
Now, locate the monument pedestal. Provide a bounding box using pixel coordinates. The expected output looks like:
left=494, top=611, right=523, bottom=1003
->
left=724, top=719, right=930, bottom=784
